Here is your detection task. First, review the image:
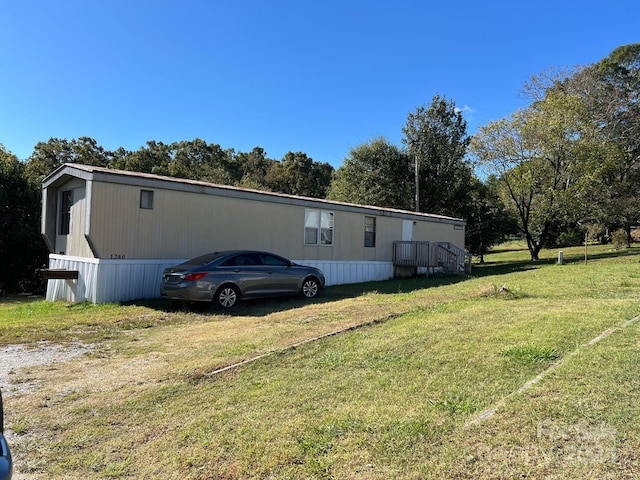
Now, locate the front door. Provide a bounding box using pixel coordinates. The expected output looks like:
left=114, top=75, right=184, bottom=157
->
left=402, top=220, right=413, bottom=242
left=400, top=220, right=414, bottom=260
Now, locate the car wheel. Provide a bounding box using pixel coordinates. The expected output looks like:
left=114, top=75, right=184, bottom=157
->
left=302, top=277, right=320, bottom=299
left=215, top=285, right=240, bottom=308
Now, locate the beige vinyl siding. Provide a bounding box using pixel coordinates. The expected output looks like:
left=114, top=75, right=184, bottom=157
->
left=54, top=180, right=93, bottom=258
left=88, top=182, right=310, bottom=260
left=43, top=165, right=466, bottom=264
left=85, top=181, right=464, bottom=262
left=413, top=216, right=465, bottom=245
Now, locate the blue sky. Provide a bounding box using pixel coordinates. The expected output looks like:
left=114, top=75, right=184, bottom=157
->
left=1, top=1, right=638, bottom=167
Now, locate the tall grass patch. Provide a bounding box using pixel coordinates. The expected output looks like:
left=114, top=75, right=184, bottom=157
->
left=501, top=345, right=560, bottom=364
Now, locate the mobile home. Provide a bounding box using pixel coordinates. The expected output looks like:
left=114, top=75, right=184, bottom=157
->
left=41, top=163, right=468, bottom=303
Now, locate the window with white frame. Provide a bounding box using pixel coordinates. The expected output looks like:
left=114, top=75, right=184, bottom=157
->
left=304, top=209, right=334, bottom=245
left=364, top=216, right=376, bottom=247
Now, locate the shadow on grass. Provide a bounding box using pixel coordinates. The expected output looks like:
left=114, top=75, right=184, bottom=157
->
left=134, top=246, right=639, bottom=316
left=47, top=246, right=640, bottom=318
left=133, top=274, right=470, bottom=317
left=563, top=247, right=640, bottom=264
left=472, top=245, right=640, bottom=278
left=472, top=260, right=542, bottom=278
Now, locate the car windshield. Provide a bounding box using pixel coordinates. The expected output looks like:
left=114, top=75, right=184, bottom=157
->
left=182, top=252, right=227, bottom=267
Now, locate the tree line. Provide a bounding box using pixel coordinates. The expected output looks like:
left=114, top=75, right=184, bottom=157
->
left=1, top=43, right=637, bottom=293
left=24, top=138, right=336, bottom=199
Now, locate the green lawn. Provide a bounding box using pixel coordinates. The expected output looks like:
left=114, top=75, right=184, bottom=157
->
left=2, top=243, right=639, bottom=479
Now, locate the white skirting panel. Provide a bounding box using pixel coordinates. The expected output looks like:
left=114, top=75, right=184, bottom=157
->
left=46, top=255, right=99, bottom=303
left=46, top=255, right=187, bottom=304
left=45, top=255, right=394, bottom=304
left=293, top=260, right=394, bottom=287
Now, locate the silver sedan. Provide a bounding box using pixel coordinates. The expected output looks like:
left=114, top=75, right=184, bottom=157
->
left=160, top=250, right=325, bottom=308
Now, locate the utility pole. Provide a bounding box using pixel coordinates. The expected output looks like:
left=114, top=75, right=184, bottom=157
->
left=414, top=154, right=420, bottom=212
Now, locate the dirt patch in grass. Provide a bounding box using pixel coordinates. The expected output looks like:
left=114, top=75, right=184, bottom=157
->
left=1, top=342, right=94, bottom=396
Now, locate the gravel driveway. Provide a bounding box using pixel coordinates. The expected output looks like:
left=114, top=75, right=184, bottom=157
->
left=0, top=342, right=93, bottom=396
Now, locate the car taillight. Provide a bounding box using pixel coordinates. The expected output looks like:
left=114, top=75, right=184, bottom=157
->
left=183, top=272, right=209, bottom=282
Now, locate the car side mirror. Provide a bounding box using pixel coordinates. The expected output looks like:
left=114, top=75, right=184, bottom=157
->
left=1, top=387, right=13, bottom=480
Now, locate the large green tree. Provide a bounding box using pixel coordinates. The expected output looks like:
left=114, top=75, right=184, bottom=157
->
left=472, top=72, right=604, bottom=260
left=112, top=141, right=169, bottom=174
left=327, top=137, right=412, bottom=209
left=24, top=137, right=112, bottom=183
left=234, top=147, right=278, bottom=190
left=0, top=145, right=49, bottom=293
left=571, top=44, right=640, bottom=242
left=167, top=139, right=236, bottom=184
left=473, top=44, right=640, bottom=260
left=402, top=95, right=472, bottom=215
left=463, top=176, right=518, bottom=263
left=265, top=152, right=334, bottom=198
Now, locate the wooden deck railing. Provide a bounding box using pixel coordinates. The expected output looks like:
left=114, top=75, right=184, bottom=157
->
left=392, top=241, right=471, bottom=276
left=393, top=241, right=431, bottom=267
left=437, top=242, right=472, bottom=274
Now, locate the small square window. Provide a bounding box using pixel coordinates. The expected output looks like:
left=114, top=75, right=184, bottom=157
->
left=140, top=190, right=154, bottom=209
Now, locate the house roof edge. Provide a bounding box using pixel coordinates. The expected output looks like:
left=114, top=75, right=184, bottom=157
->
left=42, top=163, right=467, bottom=225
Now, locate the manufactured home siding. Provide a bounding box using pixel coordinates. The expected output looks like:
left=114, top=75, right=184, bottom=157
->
left=54, top=179, right=93, bottom=258
left=86, top=180, right=465, bottom=262
left=88, top=182, right=310, bottom=259
left=413, top=218, right=465, bottom=265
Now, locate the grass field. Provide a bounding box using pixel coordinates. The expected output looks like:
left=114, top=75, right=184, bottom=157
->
left=1, top=242, right=639, bottom=479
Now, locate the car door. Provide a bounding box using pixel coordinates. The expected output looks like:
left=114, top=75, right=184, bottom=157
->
left=220, top=253, right=269, bottom=298
left=259, top=253, right=301, bottom=294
